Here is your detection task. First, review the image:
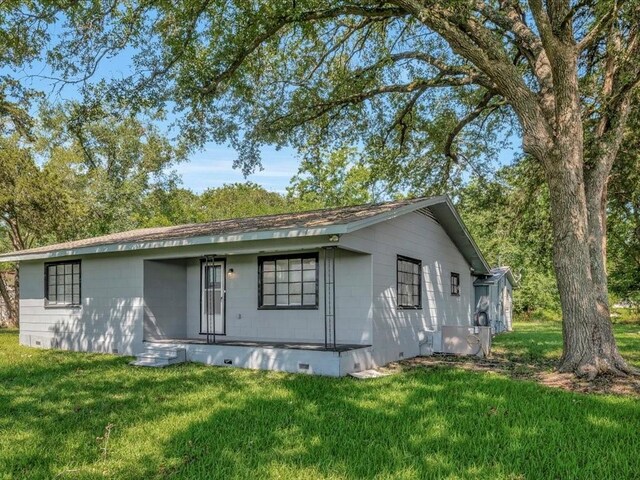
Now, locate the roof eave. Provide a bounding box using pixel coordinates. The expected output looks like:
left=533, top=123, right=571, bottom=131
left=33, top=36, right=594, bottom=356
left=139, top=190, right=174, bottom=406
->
left=0, top=225, right=349, bottom=262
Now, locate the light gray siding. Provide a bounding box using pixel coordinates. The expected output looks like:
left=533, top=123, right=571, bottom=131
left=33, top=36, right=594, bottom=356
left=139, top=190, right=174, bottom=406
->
left=143, top=259, right=187, bottom=340
left=19, top=255, right=144, bottom=355
left=341, top=210, right=474, bottom=366
left=184, top=249, right=372, bottom=345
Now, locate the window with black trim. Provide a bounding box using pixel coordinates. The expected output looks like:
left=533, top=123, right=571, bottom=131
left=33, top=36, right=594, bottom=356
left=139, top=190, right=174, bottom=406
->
left=45, top=260, right=81, bottom=306
left=397, top=255, right=422, bottom=309
left=451, top=272, right=460, bottom=296
left=258, top=253, right=318, bottom=309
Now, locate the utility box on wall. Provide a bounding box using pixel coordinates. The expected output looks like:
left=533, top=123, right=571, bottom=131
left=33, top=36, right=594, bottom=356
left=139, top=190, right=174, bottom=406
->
left=440, top=326, right=492, bottom=357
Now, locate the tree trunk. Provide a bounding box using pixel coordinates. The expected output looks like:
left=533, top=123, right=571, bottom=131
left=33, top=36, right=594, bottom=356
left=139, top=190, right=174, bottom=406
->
left=545, top=145, right=635, bottom=378
left=0, top=271, right=18, bottom=327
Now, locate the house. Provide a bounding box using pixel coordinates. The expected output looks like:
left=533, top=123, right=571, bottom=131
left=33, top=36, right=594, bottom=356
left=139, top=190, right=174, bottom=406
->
left=1, top=196, right=504, bottom=376
left=473, top=267, right=517, bottom=334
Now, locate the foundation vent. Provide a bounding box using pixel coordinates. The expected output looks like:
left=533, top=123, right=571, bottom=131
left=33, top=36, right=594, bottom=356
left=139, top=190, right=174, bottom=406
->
left=354, top=362, right=361, bottom=370
left=399, top=352, right=404, bottom=358
left=223, top=359, right=233, bottom=365
left=298, top=363, right=310, bottom=370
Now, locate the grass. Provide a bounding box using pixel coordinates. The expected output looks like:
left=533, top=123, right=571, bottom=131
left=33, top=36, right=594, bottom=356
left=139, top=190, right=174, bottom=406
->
left=1, top=323, right=639, bottom=480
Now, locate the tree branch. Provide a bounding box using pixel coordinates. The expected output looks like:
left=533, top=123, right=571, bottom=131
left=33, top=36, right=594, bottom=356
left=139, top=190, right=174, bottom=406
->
left=199, top=6, right=407, bottom=95
left=444, top=90, right=499, bottom=163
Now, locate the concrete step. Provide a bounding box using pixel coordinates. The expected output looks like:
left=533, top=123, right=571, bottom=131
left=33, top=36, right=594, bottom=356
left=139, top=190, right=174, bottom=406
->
left=130, top=347, right=186, bottom=368
left=144, top=346, right=186, bottom=362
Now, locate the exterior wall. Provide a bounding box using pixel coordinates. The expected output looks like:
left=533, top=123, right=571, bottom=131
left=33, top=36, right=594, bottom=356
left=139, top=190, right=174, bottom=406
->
left=146, top=340, right=373, bottom=377
left=143, top=259, right=187, bottom=340
left=184, top=248, right=372, bottom=345
left=341, top=211, right=474, bottom=367
left=19, top=255, right=144, bottom=355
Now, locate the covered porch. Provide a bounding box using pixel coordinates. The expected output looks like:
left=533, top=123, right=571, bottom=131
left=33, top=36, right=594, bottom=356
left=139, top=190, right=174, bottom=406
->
left=139, top=242, right=373, bottom=374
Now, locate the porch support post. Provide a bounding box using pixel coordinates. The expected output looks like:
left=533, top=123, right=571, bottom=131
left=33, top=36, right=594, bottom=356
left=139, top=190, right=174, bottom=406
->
left=204, top=255, right=216, bottom=345
left=323, top=246, right=337, bottom=350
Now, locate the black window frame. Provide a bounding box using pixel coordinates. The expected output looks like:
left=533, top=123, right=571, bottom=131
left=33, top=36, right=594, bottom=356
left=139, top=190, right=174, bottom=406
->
left=396, top=255, right=422, bottom=309
left=450, top=272, right=461, bottom=296
left=258, top=252, right=319, bottom=310
left=44, top=260, right=81, bottom=307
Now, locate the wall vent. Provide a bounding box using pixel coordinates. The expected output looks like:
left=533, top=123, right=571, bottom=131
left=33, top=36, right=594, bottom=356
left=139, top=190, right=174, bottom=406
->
left=34, top=340, right=41, bottom=346
left=354, top=362, right=361, bottom=370
left=298, top=363, right=310, bottom=370
left=223, top=359, right=233, bottom=365
left=112, top=348, right=119, bottom=354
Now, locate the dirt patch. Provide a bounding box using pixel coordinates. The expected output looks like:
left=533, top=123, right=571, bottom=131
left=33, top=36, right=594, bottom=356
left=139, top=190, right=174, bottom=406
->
left=399, top=354, right=640, bottom=397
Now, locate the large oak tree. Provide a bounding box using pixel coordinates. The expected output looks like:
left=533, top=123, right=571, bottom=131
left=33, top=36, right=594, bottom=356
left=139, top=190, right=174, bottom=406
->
left=6, top=0, right=640, bottom=377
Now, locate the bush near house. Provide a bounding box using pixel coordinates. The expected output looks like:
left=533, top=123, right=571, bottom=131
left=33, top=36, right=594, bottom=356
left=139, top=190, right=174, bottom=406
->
left=1, top=323, right=639, bottom=480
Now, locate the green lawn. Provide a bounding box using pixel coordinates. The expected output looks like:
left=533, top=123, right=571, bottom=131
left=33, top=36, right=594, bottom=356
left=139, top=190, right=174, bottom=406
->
left=1, top=323, right=639, bottom=480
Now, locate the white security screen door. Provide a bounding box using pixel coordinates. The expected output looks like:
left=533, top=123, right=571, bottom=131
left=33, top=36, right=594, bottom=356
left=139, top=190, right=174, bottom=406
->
left=201, top=261, right=225, bottom=335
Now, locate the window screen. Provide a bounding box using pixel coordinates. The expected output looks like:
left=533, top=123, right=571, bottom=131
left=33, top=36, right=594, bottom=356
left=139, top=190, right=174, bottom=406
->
left=397, top=256, right=421, bottom=308
left=45, top=260, right=81, bottom=306
left=259, top=253, right=318, bottom=309
left=451, top=272, right=460, bottom=296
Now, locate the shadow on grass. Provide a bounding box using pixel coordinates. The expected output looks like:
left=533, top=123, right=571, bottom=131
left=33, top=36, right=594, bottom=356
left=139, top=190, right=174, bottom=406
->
left=2, top=329, right=640, bottom=479
left=155, top=368, right=640, bottom=480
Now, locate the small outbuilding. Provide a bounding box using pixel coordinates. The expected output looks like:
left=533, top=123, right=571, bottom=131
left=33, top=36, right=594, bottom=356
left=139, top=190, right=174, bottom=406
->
left=473, top=267, right=517, bottom=334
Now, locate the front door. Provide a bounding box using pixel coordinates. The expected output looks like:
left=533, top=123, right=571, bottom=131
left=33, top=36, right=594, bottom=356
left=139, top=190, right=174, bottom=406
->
left=201, top=261, right=225, bottom=335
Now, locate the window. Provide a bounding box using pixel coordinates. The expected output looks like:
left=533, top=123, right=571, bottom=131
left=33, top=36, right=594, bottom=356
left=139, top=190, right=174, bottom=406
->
left=258, top=253, right=318, bottom=309
left=45, top=260, right=81, bottom=306
left=397, top=256, right=421, bottom=309
left=451, top=272, right=460, bottom=296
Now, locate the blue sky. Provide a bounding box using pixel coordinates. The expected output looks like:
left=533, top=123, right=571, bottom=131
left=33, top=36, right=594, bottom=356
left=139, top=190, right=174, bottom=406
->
left=177, top=144, right=301, bottom=194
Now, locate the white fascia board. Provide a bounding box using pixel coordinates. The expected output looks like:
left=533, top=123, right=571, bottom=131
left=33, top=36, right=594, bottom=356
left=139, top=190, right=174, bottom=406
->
left=0, top=226, right=348, bottom=262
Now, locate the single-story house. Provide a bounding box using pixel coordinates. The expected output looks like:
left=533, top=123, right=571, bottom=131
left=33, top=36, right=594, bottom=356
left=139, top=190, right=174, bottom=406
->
left=1, top=196, right=509, bottom=376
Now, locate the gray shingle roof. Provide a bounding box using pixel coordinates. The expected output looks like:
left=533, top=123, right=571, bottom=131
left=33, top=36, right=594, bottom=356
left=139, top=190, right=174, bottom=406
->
left=8, top=197, right=428, bottom=257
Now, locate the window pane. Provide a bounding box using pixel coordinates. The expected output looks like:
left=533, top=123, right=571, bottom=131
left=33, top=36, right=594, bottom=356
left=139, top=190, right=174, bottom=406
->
left=49, top=292, right=57, bottom=303
left=303, top=269, right=316, bottom=282
left=64, top=284, right=72, bottom=295
left=276, top=271, right=288, bottom=282
left=289, top=295, right=302, bottom=305
left=303, top=294, right=316, bottom=305
left=289, top=283, right=301, bottom=294
left=263, top=271, right=275, bottom=283
left=57, top=286, right=64, bottom=297
left=276, top=283, right=288, bottom=295
left=289, top=259, right=302, bottom=270
left=263, top=283, right=275, bottom=295
left=303, top=258, right=315, bottom=269
left=276, top=259, right=288, bottom=271
left=276, top=295, right=288, bottom=305
left=72, top=263, right=80, bottom=274
left=72, top=294, right=80, bottom=305
left=49, top=265, right=57, bottom=278
left=263, top=294, right=275, bottom=306
left=57, top=265, right=64, bottom=275
left=289, top=270, right=301, bottom=283
left=64, top=264, right=72, bottom=274
left=263, top=261, right=275, bottom=272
